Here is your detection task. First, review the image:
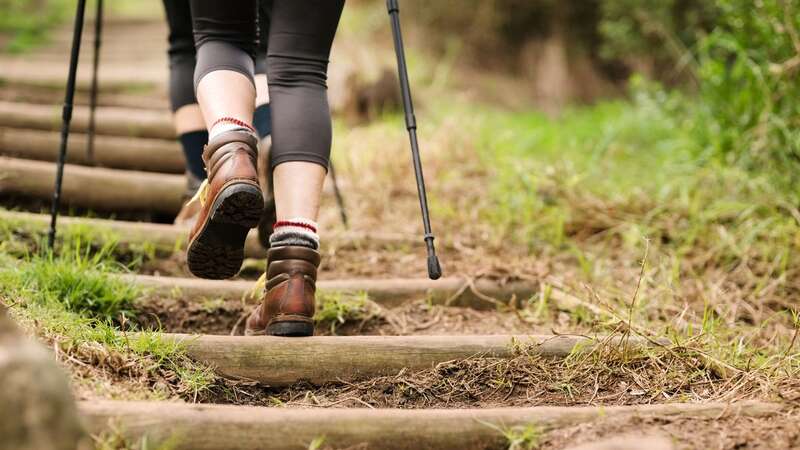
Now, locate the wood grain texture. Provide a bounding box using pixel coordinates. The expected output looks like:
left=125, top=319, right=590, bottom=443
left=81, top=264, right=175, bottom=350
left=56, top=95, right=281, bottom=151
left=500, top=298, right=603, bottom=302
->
left=160, top=334, right=662, bottom=385
left=78, top=400, right=781, bottom=450
left=0, top=157, right=184, bottom=213
left=0, top=127, right=184, bottom=173
left=129, top=273, right=538, bottom=309
left=0, top=101, right=174, bottom=139
left=0, top=210, right=414, bottom=259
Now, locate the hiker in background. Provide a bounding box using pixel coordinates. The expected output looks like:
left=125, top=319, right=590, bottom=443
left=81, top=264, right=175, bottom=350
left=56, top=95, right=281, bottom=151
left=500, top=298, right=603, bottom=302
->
left=161, top=0, right=274, bottom=228
left=186, top=0, right=344, bottom=337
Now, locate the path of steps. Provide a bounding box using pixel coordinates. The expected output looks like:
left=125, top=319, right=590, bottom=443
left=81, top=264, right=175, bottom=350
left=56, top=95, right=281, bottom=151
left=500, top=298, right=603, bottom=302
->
left=1, top=14, right=775, bottom=450
left=79, top=400, right=781, bottom=450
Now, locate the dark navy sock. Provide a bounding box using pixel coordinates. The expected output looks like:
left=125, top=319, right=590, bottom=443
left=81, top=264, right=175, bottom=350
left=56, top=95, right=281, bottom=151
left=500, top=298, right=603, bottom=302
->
left=179, top=130, right=208, bottom=181
left=253, top=103, right=272, bottom=139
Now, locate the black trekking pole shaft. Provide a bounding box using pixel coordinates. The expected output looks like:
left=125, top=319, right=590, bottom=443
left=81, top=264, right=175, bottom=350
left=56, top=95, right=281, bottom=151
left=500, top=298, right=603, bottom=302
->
left=48, top=0, right=88, bottom=249
left=328, top=161, right=349, bottom=228
left=86, top=0, right=103, bottom=164
left=387, top=0, right=441, bottom=280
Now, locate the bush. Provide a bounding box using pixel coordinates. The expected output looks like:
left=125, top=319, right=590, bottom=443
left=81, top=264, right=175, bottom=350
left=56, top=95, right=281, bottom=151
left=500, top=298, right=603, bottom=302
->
left=0, top=0, right=71, bottom=52
left=691, top=0, right=800, bottom=186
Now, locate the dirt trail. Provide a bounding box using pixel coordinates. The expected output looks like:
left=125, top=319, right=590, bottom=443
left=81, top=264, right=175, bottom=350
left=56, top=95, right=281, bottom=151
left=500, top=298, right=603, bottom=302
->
left=0, top=8, right=796, bottom=450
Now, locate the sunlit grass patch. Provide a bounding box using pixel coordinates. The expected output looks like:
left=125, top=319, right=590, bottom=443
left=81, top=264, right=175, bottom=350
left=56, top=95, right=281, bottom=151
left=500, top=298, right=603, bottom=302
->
left=0, top=239, right=216, bottom=401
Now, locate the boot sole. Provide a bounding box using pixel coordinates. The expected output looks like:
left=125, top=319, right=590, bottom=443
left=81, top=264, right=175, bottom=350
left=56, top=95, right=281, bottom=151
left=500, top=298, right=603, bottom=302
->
left=187, top=181, right=263, bottom=280
left=267, top=320, right=314, bottom=337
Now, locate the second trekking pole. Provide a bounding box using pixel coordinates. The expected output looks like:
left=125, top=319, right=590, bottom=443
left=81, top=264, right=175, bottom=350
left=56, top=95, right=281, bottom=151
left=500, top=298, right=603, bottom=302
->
left=387, top=0, right=442, bottom=280
left=86, top=0, right=103, bottom=164
left=48, top=0, right=88, bottom=249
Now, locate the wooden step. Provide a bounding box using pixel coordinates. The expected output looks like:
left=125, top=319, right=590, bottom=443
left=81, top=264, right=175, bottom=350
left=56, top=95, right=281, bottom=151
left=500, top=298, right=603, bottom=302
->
left=0, top=101, right=174, bottom=139
left=158, top=334, right=663, bottom=386
left=131, top=274, right=537, bottom=309
left=0, top=59, right=163, bottom=93
left=79, top=400, right=781, bottom=450
left=0, top=127, right=183, bottom=173
left=0, top=157, right=184, bottom=214
left=0, top=210, right=414, bottom=259
left=0, top=155, right=343, bottom=214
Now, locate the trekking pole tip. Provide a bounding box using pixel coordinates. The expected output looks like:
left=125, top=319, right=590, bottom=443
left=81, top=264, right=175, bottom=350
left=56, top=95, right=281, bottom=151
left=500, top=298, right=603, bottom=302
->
left=427, top=254, right=442, bottom=280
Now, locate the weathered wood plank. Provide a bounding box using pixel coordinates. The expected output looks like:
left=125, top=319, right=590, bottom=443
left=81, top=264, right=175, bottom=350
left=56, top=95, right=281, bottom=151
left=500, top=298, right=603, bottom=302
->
left=0, top=210, right=415, bottom=259
left=0, top=101, right=174, bottom=139
left=78, top=400, right=781, bottom=450
left=160, top=334, right=663, bottom=386
left=130, top=274, right=538, bottom=309
left=0, top=157, right=184, bottom=214
left=0, top=127, right=184, bottom=173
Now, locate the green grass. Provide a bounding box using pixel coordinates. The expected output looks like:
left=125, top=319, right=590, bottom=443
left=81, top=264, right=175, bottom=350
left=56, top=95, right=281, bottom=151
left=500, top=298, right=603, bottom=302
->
left=0, top=237, right=216, bottom=400
left=315, top=291, right=373, bottom=334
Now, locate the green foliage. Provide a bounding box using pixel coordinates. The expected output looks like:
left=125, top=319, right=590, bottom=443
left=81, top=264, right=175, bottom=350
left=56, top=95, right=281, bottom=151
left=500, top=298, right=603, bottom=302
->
left=0, top=237, right=140, bottom=322
left=0, top=238, right=215, bottom=398
left=315, top=292, right=371, bottom=334
left=500, top=423, right=542, bottom=450
left=0, top=0, right=71, bottom=52
left=691, top=0, right=800, bottom=185
left=600, top=0, right=717, bottom=79
left=16, top=239, right=138, bottom=321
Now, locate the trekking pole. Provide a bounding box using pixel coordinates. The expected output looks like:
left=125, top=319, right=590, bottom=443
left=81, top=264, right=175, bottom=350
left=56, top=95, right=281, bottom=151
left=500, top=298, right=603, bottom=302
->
left=86, top=0, right=103, bottom=164
left=48, top=0, right=88, bottom=249
left=387, top=0, right=442, bottom=280
left=328, top=161, right=349, bottom=228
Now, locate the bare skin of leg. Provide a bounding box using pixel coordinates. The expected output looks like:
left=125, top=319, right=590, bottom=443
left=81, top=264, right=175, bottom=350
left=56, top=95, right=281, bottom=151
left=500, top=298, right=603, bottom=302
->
left=273, top=162, right=326, bottom=222
left=172, top=104, right=205, bottom=134
left=196, top=70, right=256, bottom=129
left=196, top=70, right=326, bottom=222
left=254, top=74, right=272, bottom=193
left=255, top=74, right=269, bottom=108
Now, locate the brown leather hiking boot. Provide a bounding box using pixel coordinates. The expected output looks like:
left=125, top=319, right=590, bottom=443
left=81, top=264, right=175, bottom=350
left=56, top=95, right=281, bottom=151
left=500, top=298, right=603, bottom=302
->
left=187, top=130, right=263, bottom=279
left=245, top=245, right=320, bottom=337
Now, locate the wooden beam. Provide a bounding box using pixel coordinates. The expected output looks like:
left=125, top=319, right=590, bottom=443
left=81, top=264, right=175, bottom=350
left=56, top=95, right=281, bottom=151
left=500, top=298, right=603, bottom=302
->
left=0, top=127, right=184, bottom=173
left=0, top=157, right=184, bottom=214
left=160, top=334, right=664, bottom=386
left=0, top=101, right=174, bottom=139
left=130, top=274, right=538, bottom=309
left=0, top=210, right=415, bottom=259
left=78, top=400, right=781, bottom=450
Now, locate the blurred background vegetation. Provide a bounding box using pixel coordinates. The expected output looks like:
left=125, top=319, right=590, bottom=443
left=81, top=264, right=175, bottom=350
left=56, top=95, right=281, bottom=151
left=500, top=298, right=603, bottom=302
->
left=1, top=0, right=798, bottom=190
left=400, top=0, right=800, bottom=192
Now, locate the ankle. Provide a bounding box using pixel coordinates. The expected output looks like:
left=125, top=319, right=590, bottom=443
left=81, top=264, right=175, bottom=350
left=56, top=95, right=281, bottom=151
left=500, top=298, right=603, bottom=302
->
left=209, top=117, right=257, bottom=141
left=269, top=218, right=320, bottom=250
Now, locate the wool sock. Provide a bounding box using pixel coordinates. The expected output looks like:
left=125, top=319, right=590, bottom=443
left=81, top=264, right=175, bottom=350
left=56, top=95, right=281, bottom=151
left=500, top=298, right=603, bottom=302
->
left=179, top=130, right=209, bottom=181
left=269, top=218, right=320, bottom=250
left=253, top=103, right=272, bottom=139
left=209, top=117, right=257, bottom=141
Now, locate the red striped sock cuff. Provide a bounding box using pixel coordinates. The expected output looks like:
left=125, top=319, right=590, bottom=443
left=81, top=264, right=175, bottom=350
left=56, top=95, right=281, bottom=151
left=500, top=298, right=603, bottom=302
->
left=273, top=220, right=318, bottom=233
left=211, top=117, right=256, bottom=133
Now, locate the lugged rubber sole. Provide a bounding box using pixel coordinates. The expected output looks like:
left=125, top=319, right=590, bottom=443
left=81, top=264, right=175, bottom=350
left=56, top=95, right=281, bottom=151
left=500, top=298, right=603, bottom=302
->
left=267, top=320, right=315, bottom=337
left=187, top=182, right=263, bottom=280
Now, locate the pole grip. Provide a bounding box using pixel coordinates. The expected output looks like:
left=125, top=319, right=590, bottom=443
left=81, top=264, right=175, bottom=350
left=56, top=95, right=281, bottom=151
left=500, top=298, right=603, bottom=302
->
left=387, top=0, right=399, bottom=13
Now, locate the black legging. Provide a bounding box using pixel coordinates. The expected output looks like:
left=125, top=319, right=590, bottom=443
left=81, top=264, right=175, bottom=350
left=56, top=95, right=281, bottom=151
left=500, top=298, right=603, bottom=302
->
left=162, top=0, right=272, bottom=112
left=190, top=0, right=344, bottom=170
